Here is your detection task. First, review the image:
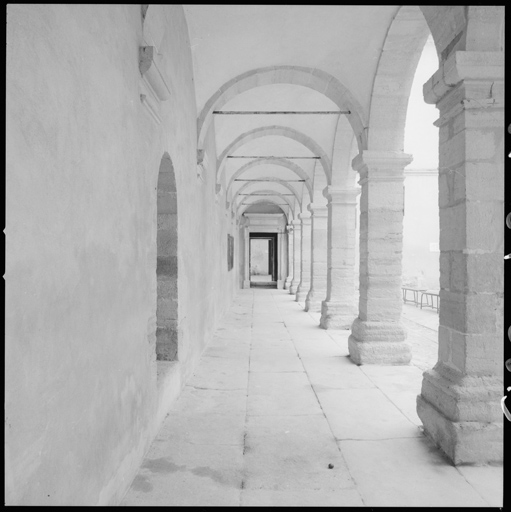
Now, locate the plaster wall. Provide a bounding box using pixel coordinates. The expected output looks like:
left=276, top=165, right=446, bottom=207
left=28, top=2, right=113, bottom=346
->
left=5, top=4, right=238, bottom=506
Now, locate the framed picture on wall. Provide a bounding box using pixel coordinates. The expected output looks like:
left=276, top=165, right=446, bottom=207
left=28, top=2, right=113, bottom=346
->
left=227, top=234, right=234, bottom=271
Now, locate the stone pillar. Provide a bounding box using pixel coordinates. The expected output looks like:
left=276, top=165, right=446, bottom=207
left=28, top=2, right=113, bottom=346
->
left=320, top=187, right=359, bottom=329
left=305, top=204, right=328, bottom=312
left=416, top=51, right=504, bottom=464
left=243, top=226, right=250, bottom=289
left=289, top=220, right=301, bottom=294
left=296, top=211, right=312, bottom=303
left=284, top=224, right=294, bottom=290
left=348, top=150, right=412, bottom=364
left=277, top=231, right=284, bottom=289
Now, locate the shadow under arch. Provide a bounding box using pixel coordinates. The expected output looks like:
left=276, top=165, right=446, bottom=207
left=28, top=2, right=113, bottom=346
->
left=231, top=182, right=301, bottom=215
left=237, top=196, right=294, bottom=219
left=198, top=66, right=367, bottom=156
left=156, top=153, right=179, bottom=361
left=217, top=125, right=331, bottom=186
left=226, top=157, right=313, bottom=201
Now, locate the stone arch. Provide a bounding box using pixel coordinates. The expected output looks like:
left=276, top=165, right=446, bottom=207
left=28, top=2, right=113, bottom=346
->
left=156, top=153, right=179, bottom=361
left=226, top=157, right=313, bottom=201
left=238, top=196, right=293, bottom=218
left=419, top=6, right=504, bottom=62
left=367, top=6, right=431, bottom=151
left=218, top=126, right=331, bottom=185
left=198, top=66, right=367, bottom=154
left=231, top=181, right=302, bottom=215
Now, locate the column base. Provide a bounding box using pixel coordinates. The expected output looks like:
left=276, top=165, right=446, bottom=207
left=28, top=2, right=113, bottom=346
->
left=295, top=285, right=309, bottom=303
left=304, top=289, right=326, bottom=312
left=417, top=395, right=503, bottom=465
left=320, top=300, right=356, bottom=329
left=416, top=365, right=503, bottom=464
left=277, top=280, right=284, bottom=289
left=284, top=277, right=292, bottom=290
left=243, top=280, right=251, bottom=289
left=348, top=318, right=411, bottom=365
left=289, top=281, right=299, bottom=294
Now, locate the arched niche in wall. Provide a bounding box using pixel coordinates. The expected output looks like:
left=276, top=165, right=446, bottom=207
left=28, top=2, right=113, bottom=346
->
left=156, top=153, right=179, bottom=361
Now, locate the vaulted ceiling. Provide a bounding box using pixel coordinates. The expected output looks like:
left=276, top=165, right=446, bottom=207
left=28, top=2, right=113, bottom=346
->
left=183, top=5, right=431, bottom=221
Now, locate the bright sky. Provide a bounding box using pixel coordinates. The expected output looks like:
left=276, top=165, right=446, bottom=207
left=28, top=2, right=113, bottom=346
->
left=404, top=36, right=439, bottom=170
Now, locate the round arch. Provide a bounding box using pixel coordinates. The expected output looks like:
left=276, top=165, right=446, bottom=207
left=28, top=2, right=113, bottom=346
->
left=198, top=66, right=367, bottom=154
left=237, top=196, right=293, bottom=219
left=226, top=157, right=313, bottom=201
left=367, top=6, right=431, bottom=151
left=217, top=125, right=331, bottom=185
left=231, top=180, right=302, bottom=214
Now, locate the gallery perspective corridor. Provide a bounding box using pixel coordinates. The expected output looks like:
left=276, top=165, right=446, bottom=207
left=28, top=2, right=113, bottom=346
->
left=6, top=5, right=505, bottom=506
left=121, top=289, right=502, bottom=507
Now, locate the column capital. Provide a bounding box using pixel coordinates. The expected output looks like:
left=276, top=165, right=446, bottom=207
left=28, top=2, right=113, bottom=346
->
left=307, top=203, right=328, bottom=216
left=352, top=150, right=412, bottom=184
left=322, top=186, right=360, bottom=205
left=291, top=219, right=302, bottom=228
left=298, top=211, right=312, bottom=223
left=424, top=50, right=504, bottom=106
left=286, top=224, right=294, bottom=233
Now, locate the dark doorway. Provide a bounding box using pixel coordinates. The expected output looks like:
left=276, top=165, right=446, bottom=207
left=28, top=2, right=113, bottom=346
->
left=249, top=232, right=278, bottom=288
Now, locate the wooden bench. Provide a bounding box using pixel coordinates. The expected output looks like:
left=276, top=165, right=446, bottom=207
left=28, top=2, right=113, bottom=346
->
left=420, top=290, right=440, bottom=313
left=402, top=287, right=427, bottom=307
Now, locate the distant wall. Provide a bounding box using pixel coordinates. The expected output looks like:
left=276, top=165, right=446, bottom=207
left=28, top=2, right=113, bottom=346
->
left=5, top=4, right=238, bottom=506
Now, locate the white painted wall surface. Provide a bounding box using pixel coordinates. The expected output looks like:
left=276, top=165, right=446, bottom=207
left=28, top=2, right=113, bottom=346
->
left=5, top=4, right=238, bottom=505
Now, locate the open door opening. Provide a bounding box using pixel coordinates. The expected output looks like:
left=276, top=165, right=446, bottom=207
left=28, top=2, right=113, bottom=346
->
left=249, top=232, right=278, bottom=288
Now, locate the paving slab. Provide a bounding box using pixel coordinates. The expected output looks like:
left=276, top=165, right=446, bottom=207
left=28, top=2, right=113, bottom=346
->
left=186, top=368, right=248, bottom=391
left=360, top=364, right=425, bottom=425
left=171, top=386, right=247, bottom=416
left=293, top=340, right=347, bottom=358
left=305, top=363, right=377, bottom=392
left=121, top=443, right=244, bottom=507
left=455, top=463, right=503, bottom=507
left=247, top=372, right=322, bottom=416
left=338, top=437, right=490, bottom=507
left=156, top=412, right=246, bottom=447
left=122, top=289, right=500, bottom=508
left=250, top=350, right=304, bottom=373
left=243, top=414, right=355, bottom=492
left=194, top=355, right=250, bottom=374
left=249, top=339, right=294, bottom=351
left=318, top=388, right=421, bottom=440
left=202, top=344, right=251, bottom=359
left=300, top=354, right=356, bottom=372
left=240, top=488, right=364, bottom=506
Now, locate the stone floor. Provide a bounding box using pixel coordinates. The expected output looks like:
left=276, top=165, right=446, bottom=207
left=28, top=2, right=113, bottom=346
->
left=120, top=289, right=503, bottom=507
